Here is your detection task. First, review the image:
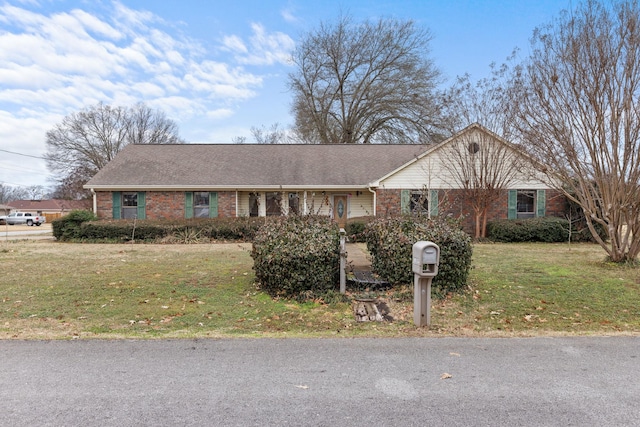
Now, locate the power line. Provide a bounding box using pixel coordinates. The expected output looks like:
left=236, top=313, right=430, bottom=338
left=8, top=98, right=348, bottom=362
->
left=0, top=148, right=47, bottom=160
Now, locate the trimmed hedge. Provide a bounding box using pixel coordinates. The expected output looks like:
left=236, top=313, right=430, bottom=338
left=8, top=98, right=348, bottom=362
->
left=486, top=217, right=570, bottom=242
left=51, top=210, right=98, bottom=240
left=53, top=216, right=265, bottom=242
left=344, top=216, right=375, bottom=242
left=251, top=215, right=340, bottom=299
left=363, top=216, right=472, bottom=295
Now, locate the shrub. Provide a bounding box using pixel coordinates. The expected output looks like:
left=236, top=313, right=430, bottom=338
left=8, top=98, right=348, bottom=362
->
left=362, top=215, right=472, bottom=295
left=251, top=215, right=340, bottom=299
left=487, top=217, right=570, bottom=242
left=345, top=216, right=375, bottom=242
left=52, top=210, right=98, bottom=241
left=55, top=217, right=265, bottom=242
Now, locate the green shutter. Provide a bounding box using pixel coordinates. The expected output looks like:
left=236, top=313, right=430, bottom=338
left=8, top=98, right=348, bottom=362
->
left=209, top=192, right=218, bottom=218
left=112, top=192, right=121, bottom=219
left=185, top=192, right=193, bottom=219
left=429, top=189, right=439, bottom=217
left=536, top=189, right=546, bottom=217
left=400, top=190, right=410, bottom=214
left=136, top=192, right=146, bottom=220
left=508, top=190, right=517, bottom=219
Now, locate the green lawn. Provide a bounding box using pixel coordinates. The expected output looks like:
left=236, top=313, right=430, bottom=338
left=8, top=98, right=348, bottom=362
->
left=1, top=240, right=639, bottom=339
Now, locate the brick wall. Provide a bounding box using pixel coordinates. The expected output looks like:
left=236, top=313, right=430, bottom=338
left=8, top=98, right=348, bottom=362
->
left=95, top=191, right=112, bottom=219
left=375, top=188, right=569, bottom=235
left=375, top=189, right=402, bottom=217
left=95, top=191, right=237, bottom=219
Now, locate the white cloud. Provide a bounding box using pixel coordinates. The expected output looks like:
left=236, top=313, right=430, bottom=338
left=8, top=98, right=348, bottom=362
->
left=0, top=1, right=294, bottom=186
left=222, top=35, right=248, bottom=54
left=223, top=23, right=295, bottom=66
left=281, top=6, right=299, bottom=24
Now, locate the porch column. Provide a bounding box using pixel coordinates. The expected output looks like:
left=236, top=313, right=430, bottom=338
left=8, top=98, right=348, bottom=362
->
left=259, top=192, right=266, bottom=217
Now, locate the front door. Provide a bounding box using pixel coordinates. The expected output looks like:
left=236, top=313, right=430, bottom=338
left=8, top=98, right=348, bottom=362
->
left=333, top=195, right=348, bottom=229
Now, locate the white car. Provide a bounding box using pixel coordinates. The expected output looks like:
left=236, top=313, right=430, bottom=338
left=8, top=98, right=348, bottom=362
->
left=0, top=212, right=46, bottom=226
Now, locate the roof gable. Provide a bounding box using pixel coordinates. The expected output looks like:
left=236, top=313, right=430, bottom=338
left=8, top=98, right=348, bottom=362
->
left=372, top=123, right=540, bottom=187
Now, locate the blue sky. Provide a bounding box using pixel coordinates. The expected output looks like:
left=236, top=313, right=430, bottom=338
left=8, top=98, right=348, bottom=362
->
left=0, top=0, right=571, bottom=191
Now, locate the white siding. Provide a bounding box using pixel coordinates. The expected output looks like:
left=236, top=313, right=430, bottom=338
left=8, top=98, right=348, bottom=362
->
left=379, top=128, right=551, bottom=190
left=346, top=192, right=374, bottom=218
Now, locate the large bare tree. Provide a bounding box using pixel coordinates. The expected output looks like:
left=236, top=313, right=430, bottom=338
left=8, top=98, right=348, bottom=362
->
left=289, top=15, right=450, bottom=144
left=46, top=102, right=185, bottom=198
left=439, top=58, right=526, bottom=238
left=441, top=125, right=527, bottom=238
left=511, top=0, right=640, bottom=262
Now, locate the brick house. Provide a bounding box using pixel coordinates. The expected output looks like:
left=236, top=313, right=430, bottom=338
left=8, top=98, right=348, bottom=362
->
left=84, top=123, right=567, bottom=233
left=7, top=199, right=91, bottom=222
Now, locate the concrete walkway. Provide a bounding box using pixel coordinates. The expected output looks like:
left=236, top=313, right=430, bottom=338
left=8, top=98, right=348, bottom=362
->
left=345, top=243, right=371, bottom=272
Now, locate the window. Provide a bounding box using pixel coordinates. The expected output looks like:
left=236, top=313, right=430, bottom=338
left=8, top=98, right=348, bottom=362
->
left=410, top=190, right=429, bottom=214
left=122, top=192, right=138, bottom=219
left=249, top=193, right=260, bottom=217
left=288, top=192, right=300, bottom=215
left=194, top=192, right=209, bottom=218
left=516, top=190, right=536, bottom=219
left=468, top=142, right=480, bottom=154
left=266, top=192, right=282, bottom=216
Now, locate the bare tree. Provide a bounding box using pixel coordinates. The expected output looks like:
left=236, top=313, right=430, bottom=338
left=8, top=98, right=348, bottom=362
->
left=250, top=123, right=287, bottom=144
left=441, top=125, right=527, bottom=238
left=46, top=102, right=185, bottom=198
left=511, top=0, right=640, bottom=262
left=0, top=184, right=28, bottom=204
left=50, top=165, right=94, bottom=200
left=231, top=136, right=247, bottom=144
left=444, top=54, right=520, bottom=139
left=289, top=15, right=451, bottom=144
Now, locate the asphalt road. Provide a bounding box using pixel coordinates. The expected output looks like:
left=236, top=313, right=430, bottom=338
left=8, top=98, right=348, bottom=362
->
left=0, top=223, right=53, bottom=239
left=1, top=337, right=639, bottom=426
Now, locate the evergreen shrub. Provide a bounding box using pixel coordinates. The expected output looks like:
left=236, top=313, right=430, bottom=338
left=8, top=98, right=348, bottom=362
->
left=51, top=210, right=98, bottom=240
left=251, top=215, right=340, bottom=299
left=487, top=217, right=569, bottom=242
left=362, top=215, right=472, bottom=295
left=345, top=216, right=375, bottom=242
left=55, top=217, right=264, bottom=242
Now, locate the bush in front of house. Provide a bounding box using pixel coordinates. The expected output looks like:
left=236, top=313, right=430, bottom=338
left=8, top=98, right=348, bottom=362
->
left=362, top=215, right=472, bottom=295
left=251, top=215, right=340, bottom=299
left=52, top=210, right=98, bottom=240
left=54, top=217, right=266, bottom=242
left=486, top=217, right=570, bottom=242
left=344, top=216, right=375, bottom=242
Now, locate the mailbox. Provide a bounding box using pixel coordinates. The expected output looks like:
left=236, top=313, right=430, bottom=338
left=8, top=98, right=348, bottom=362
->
left=412, top=241, right=440, bottom=277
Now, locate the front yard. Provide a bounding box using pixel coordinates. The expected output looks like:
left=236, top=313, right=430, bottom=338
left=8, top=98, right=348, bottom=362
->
left=1, top=240, right=639, bottom=339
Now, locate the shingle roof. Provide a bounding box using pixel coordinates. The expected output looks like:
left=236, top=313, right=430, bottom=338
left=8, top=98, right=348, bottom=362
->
left=85, top=143, right=431, bottom=189
left=9, top=199, right=91, bottom=211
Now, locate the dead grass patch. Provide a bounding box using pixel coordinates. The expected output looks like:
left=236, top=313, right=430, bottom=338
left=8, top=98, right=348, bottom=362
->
left=1, top=240, right=640, bottom=339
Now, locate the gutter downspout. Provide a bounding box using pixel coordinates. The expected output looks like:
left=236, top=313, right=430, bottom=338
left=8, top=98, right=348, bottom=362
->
left=368, top=186, right=377, bottom=216
left=90, top=188, right=97, bottom=215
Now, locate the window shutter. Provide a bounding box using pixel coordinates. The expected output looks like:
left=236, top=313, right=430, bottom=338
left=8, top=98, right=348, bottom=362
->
left=210, top=192, right=218, bottom=218
left=400, top=190, right=410, bottom=214
left=536, top=189, right=546, bottom=217
left=508, top=190, right=517, bottom=219
left=185, top=192, right=193, bottom=219
left=112, top=192, right=121, bottom=219
left=136, top=192, right=146, bottom=220
left=429, top=189, right=439, bottom=217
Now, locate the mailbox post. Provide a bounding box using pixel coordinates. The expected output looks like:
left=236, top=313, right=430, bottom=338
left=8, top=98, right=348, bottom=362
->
left=412, top=241, right=440, bottom=327
left=339, top=228, right=347, bottom=294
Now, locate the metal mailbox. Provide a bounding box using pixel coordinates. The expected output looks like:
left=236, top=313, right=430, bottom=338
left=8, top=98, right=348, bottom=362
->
left=412, top=241, right=440, bottom=277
